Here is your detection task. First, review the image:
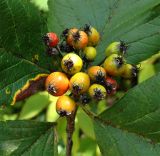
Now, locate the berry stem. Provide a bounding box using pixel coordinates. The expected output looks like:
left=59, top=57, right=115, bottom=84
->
left=56, top=45, right=64, bottom=58
left=66, top=106, right=78, bottom=156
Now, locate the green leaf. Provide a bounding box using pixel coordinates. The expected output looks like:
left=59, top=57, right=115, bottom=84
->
left=46, top=95, right=59, bottom=122
left=31, top=0, right=48, bottom=11
left=48, top=0, right=160, bottom=64
left=0, top=0, right=54, bottom=70
left=77, top=107, right=95, bottom=139
left=0, top=120, right=57, bottom=156
left=19, top=92, right=49, bottom=120
left=0, top=50, right=47, bottom=106
left=78, top=137, right=97, bottom=156
left=138, top=64, right=156, bottom=83
left=0, top=0, right=62, bottom=105
left=94, top=73, right=160, bottom=155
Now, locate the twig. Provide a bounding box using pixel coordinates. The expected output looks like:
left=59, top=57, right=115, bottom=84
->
left=66, top=106, right=78, bottom=156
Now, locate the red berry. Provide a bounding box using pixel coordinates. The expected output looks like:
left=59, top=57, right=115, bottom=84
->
left=43, top=32, right=59, bottom=47
left=105, top=77, right=118, bottom=95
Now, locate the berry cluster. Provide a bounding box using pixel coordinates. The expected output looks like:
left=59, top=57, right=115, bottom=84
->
left=43, top=25, right=138, bottom=117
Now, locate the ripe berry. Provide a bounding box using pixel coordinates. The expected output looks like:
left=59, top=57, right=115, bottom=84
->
left=56, top=95, right=76, bottom=116
left=83, top=46, right=97, bottom=61
left=43, top=32, right=59, bottom=47
left=88, top=84, right=107, bottom=100
left=45, top=72, right=69, bottom=96
left=83, top=24, right=100, bottom=46
left=61, top=53, right=83, bottom=75
left=66, top=28, right=79, bottom=46
left=103, top=54, right=125, bottom=76
left=87, top=66, right=106, bottom=84
left=105, top=77, right=118, bottom=95
left=67, top=29, right=88, bottom=49
left=121, top=64, right=138, bottom=79
left=69, top=72, right=90, bottom=95
left=105, top=41, right=128, bottom=57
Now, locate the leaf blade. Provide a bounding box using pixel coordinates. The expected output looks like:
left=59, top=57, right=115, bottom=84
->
left=0, top=120, right=57, bottom=156
left=93, top=73, right=160, bottom=155
left=48, top=0, right=160, bottom=65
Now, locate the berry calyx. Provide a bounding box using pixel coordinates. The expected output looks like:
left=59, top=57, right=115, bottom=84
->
left=87, top=66, right=106, bottom=84
left=103, top=54, right=125, bottom=76
left=67, top=29, right=88, bottom=49
left=88, top=84, right=107, bottom=100
left=105, top=77, right=118, bottom=95
left=121, top=64, right=138, bottom=79
left=83, top=24, right=100, bottom=46
left=105, top=41, right=128, bottom=57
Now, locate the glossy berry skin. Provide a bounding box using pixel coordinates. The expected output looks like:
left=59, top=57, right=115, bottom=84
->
left=103, top=54, right=125, bottom=76
left=43, top=32, right=59, bottom=47
left=61, top=53, right=83, bottom=75
left=105, top=41, right=128, bottom=57
left=84, top=24, right=100, bottom=46
left=105, top=77, right=118, bottom=95
left=67, top=29, right=88, bottom=49
left=45, top=72, right=69, bottom=96
left=89, top=84, right=107, bottom=100
left=87, top=66, right=106, bottom=84
left=69, top=72, right=90, bottom=95
left=83, top=47, right=97, bottom=61
left=56, top=95, right=76, bottom=116
left=121, top=64, right=138, bottom=79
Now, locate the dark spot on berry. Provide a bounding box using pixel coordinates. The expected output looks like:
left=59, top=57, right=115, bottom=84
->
left=83, top=24, right=91, bottom=34
left=80, top=94, right=91, bottom=104
left=59, top=42, right=74, bottom=52
left=46, top=47, right=59, bottom=56
left=73, top=31, right=80, bottom=42
left=61, top=28, right=69, bottom=39
left=64, top=58, right=74, bottom=71
left=47, top=85, right=57, bottom=94
left=57, top=110, right=69, bottom=116
left=119, top=41, right=128, bottom=55
left=115, top=56, right=124, bottom=68
left=93, top=88, right=105, bottom=100
left=95, top=70, right=106, bottom=85
left=43, top=34, right=50, bottom=46
left=105, top=82, right=116, bottom=95
left=131, top=65, right=138, bottom=77
left=72, top=84, right=82, bottom=95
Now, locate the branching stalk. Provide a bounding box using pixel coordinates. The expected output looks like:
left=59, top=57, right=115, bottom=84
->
left=66, top=106, right=78, bottom=156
